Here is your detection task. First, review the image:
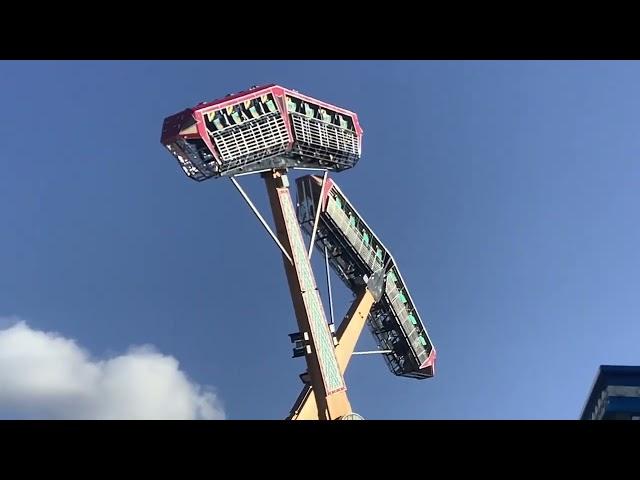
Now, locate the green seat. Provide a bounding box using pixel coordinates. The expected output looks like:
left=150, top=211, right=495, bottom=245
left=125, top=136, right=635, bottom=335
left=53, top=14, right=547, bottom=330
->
left=254, top=100, right=265, bottom=115
left=304, top=103, right=315, bottom=118
left=231, top=111, right=243, bottom=124
left=418, top=335, right=427, bottom=346
left=212, top=117, right=224, bottom=130
left=398, top=293, right=407, bottom=304
left=339, top=116, right=348, bottom=128
left=265, top=99, right=277, bottom=113
left=376, top=248, right=383, bottom=260
left=249, top=106, right=260, bottom=118
left=348, top=215, right=356, bottom=228
left=287, top=97, right=297, bottom=113
left=334, top=196, right=342, bottom=208
left=407, top=314, right=417, bottom=326
left=320, top=109, right=332, bottom=122
left=362, top=232, right=370, bottom=245
left=387, top=271, right=397, bottom=284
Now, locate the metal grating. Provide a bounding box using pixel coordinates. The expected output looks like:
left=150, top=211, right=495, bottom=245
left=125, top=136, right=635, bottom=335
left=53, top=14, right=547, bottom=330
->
left=291, top=114, right=360, bottom=154
left=291, top=114, right=360, bottom=169
left=211, top=113, right=289, bottom=172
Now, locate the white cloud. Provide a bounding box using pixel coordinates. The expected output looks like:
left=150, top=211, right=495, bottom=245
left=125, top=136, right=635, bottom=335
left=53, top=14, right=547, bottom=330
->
left=0, top=320, right=225, bottom=419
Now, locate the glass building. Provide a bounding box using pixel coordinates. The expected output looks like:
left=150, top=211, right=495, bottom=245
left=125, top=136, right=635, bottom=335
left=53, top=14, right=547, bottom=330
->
left=581, top=365, right=640, bottom=420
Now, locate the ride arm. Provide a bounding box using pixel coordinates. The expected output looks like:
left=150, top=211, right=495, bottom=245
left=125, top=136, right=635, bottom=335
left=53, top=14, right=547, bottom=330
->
left=288, top=270, right=385, bottom=420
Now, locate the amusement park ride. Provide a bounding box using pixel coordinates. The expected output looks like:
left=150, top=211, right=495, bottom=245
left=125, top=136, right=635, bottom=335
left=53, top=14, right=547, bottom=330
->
left=160, top=84, right=436, bottom=420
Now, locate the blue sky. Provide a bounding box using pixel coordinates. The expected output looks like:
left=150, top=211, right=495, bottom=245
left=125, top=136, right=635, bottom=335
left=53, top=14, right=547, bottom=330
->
left=1, top=60, right=639, bottom=419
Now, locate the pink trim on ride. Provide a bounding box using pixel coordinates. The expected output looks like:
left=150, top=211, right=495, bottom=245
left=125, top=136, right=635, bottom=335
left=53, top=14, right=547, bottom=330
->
left=420, top=348, right=436, bottom=374
left=321, top=178, right=336, bottom=211
left=189, top=84, right=362, bottom=140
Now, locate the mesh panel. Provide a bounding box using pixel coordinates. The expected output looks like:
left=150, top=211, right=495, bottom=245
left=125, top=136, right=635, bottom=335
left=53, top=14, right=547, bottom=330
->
left=291, top=114, right=360, bottom=169
left=211, top=113, right=289, bottom=173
